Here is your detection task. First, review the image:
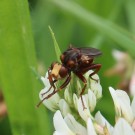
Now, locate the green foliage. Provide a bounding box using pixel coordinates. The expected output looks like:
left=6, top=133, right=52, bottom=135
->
left=0, top=0, right=51, bottom=135
left=48, top=0, right=135, bottom=57
left=49, top=26, right=61, bottom=62
left=1, top=0, right=135, bottom=134
left=31, top=0, right=135, bottom=125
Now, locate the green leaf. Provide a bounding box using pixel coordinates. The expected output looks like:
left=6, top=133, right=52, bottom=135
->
left=0, top=0, right=51, bottom=135
left=49, top=26, right=61, bottom=62
left=30, top=67, right=44, bottom=85
left=0, top=116, right=12, bottom=135
left=125, top=0, right=135, bottom=34
left=90, top=0, right=123, bottom=48
left=48, top=0, right=135, bottom=57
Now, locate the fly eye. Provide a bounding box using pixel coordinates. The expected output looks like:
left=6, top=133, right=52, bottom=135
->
left=59, top=66, right=68, bottom=78
left=67, top=60, right=75, bottom=68
left=60, top=54, right=65, bottom=62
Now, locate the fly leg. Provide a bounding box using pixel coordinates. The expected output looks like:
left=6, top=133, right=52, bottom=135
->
left=41, top=69, right=57, bottom=96
left=88, top=64, right=101, bottom=82
left=48, top=68, right=56, bottom=89
left=41, top=80, right=57, bottom=97
left=75, top=73, right=87, bottom=110
left=37, top=74, right=71, bottom=107
left=81, top=64, right=101, bottom=82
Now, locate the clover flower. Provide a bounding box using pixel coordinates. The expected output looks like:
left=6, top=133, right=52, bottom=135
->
left=105, top=50, right=135, bottom=96
left=39, top=70, right=102, bottom=115
left=39, top=70, right=135, bottom=135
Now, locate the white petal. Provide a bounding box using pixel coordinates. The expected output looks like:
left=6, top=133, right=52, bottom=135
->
left=64, top=114, right=87, bottom=135
left=85, top=70, right=99, bottom=81
left=41, top=76, right=46, bottom=86
left=116, top=89, right=130, bottom=105
left=59, top=99, right=71, bottom=117
left=39, top=86, right=60, bottom=111
left=53, top=111, right=75, bottom=135
left=88, top=90, right=96, bottom=112
left=131, top=96, right=135, bottom=117
left=95, top=111, right=113, bottom=134
left=53, top=131, right=62, bottom=135
left=109, top=87, right=134, bottom=123
left=113, top=118, right=135, bottom=135
left=109, top=87, right=121, bottom=115
left=77, top=95, right=92, bottom=122
left=90, top=81, right=102, bottom=99
left=87, top=118, right=97, bottom=135
left=41, top=76, right=48, bottom=86
left=112, top=50, right=126, bottom=61
left=41, top=72, right=50, bottom=86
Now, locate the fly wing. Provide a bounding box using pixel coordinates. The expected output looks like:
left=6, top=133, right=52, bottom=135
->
left=62, top=46, right=102, bottom=64
left=63, top=50, right=79, bottom=63
left=77, top=47, right=102, bottom=57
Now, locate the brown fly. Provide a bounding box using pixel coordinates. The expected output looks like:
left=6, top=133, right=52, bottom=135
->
left=37, top=46, right=102, bottom=109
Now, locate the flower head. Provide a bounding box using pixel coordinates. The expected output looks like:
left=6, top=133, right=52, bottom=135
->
left=105, top=50, right=135, bottom=95
left=39, top=70, right=135, bottom=135
left=39, top=70, right=102, bottom=115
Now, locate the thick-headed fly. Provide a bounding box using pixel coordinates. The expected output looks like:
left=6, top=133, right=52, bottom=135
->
left=37, top=46, right=102, bottom=109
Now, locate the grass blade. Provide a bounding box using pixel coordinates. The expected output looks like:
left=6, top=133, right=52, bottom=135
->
left=0, top=0, right=51, bottom=135
left=49, top=26, right=61, bottom=62
left=48, top=0, right=135, bottom=57
left=125, top=0, right=135, bottom=34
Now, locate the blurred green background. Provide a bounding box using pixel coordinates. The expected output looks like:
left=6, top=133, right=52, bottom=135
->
left=0, top=0, right=135, bottom=134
